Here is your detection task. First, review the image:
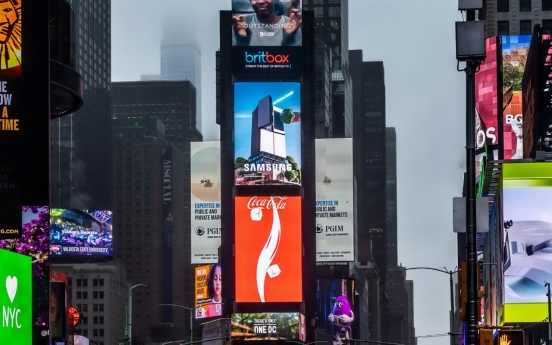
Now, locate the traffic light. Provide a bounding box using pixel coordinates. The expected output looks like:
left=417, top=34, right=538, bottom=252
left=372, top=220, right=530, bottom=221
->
left=496, top=330, right=524, bottom=345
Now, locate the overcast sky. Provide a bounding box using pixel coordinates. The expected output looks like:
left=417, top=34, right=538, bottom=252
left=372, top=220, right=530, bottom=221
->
left=112, top=1, right=466, bottom=344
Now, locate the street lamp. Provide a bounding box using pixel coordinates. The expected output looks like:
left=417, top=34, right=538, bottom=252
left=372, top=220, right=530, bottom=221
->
left=129, top=284, right=149, bottom=345
left=406, top=267, right=458, bottom=345
left=158, top=303, right=224, bottom=344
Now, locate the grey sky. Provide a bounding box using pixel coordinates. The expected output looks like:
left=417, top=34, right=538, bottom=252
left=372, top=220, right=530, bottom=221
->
left=112, top=1, right=467, bottom=344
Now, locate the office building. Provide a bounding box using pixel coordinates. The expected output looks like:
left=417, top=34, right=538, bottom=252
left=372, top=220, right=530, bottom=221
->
left=481, top=0, right=552, bottom=36
left=53, top=262, right=130, bottom=345
left=51, top=0, right=112, bottom=210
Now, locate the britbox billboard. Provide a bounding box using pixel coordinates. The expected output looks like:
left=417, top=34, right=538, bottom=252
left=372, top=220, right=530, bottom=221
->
left=49, top=209, right=113, bottom=257
left=315, top=139, right=354, bottom=262
left=234, top=82, right=301, bottom=186
left=191, top=142, right=221, bottom=264
left=235, top=196, right=302, bottom=303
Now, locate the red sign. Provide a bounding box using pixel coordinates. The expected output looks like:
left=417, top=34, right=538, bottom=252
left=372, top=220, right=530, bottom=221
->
left=68, top=306, right=81, bottom=327
left=50, top=270, right=67, bottom=283
left=235, top=196, right=302, bottom=303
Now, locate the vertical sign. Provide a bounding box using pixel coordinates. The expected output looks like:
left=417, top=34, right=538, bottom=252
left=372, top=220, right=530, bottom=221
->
left=0, top=0, right=22, bottom=239
left=191, top=142, right=221, bottom=263
left=315, top=139, right=354, bottom=262
left=195, top=264, right=223, bottom=319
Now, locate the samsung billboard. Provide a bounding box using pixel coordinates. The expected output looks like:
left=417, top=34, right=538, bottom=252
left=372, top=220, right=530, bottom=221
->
left=49, top=209, right=113, bottom=257
left=235, top=196, right=302, bottom=303
left=315, top=139, right=354, bottom=262
left=234, top=82, right=301, bottom=187
left=191, top=142, right=221, bottom=264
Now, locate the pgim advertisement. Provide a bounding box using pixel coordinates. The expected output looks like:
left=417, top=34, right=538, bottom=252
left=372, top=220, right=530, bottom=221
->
left=190, top=142, right=221, bottom=264
left=235, top=196, right=302, bottom=303
left=315, top=139, right=354, bottom=262
left=234, top=82, right=301, bottom=186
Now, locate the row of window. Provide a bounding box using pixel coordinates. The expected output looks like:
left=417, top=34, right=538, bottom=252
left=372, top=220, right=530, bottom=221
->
left=496, top=20, right=552, bottom=35
left=76, top=291, right=105, bottom=299
left=76, top=328, right=105, bottom=339
left=498, top=0, right=552, bottom=12
left=72, top=278, right=105, bottom=287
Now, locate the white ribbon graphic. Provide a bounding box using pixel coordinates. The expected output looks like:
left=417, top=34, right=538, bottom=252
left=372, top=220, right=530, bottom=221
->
left=255, top=197, right=281, bottom=302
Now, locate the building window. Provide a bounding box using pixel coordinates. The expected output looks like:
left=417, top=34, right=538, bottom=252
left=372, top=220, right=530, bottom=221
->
left=497, top=21, right=509, bottom=36
left=520, top=20, right=532, bottom=35
left=543, top=19, right=552, bottom=28
left=520, top=0, right=531, bottom=11
left=497, top=0, right=509, bottom=11
left=544, top=0, right=552, bottom=11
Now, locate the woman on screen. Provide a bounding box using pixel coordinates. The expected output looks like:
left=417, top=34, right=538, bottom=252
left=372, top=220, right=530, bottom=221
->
left=205, top=263, right=222, bottom=317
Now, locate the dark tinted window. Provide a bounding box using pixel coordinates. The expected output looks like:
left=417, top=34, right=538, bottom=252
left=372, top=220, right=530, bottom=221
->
left=498, top=21, right=510, bottom=36
left=498, top=0, right=509, bottom=12
left=520, top=20, right=532, bottom=35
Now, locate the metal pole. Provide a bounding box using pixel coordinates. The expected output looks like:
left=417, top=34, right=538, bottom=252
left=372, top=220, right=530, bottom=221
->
left=190, top=307, right=193, bottom=344
left=450, top=271, right=455, bottom=345
left=465, top=21, right=478, bottom=345
left=129, top=287, right=133, bottom=345
left=546, top=282, right=552, bottom=345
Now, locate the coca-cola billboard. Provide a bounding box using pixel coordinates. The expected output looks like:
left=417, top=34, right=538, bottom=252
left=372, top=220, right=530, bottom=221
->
left=235, top=196, right=302, bottom=302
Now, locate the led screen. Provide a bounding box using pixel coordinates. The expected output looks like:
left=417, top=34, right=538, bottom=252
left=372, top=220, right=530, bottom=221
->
left=502, top=163, right=552, bottom=323
left=234, top=82, right=301, bottom=186
left=315, top=139, right=354, bottom=262
left=232, top=0, right=302, bottom=47
left=315, top=278, right=354, bottom=333
left=502, top=36, right=531, bottom=160
left=0, top=249, right=31, bottom=344
left=231, top=313, right=305, bottom=341
left=235, top=196, right=302, bottom=302
left=49, top=209, right=113, bottom=257
left=195, top=264, right=223, bottom=319
left=191, top=142, right=221, bottom=264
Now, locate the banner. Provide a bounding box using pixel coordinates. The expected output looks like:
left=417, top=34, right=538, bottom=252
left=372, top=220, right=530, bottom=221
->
left=231, top=312, right=305, bottom=341
left=315, top=139, right=354, bottom=262
left=195, top=264, right=223, bottom=319
left=191, top=142, right=221, bottom=263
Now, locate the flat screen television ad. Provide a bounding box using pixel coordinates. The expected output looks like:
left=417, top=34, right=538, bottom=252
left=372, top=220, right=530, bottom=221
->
left=235, top=196, right=302, bottom=303
left=234, top=82, right=301, bottom=186
left=232, top=0, right=302, bottom=47
left=195, top=264, right=223, bottom=319
left=50, top=209, right=113, bottom=257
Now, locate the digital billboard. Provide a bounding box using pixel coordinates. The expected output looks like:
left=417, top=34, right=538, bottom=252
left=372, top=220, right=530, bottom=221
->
left=235, top=196, right=302, bottom=303
left=231, top=312, right=305, bottom=341
left=315, top=139, right=354, bottom=262
left=195, top=264, right=223, bottom=319
left=315, top=278, right=354, bottom=337
left=502, top=36, right=531, bottom=160
left=0, top=0, right=23, bottom=239
left=232, top=0, right=302, bottom=47
left=0, top=249, right=31, bottom=344
left=49, top=209, right=113, bottom=257
left=234, top=82, right=301, bottom=186
left=191, top=142, right=221, bottom=264
left=501, top=163, right=552, bottom=322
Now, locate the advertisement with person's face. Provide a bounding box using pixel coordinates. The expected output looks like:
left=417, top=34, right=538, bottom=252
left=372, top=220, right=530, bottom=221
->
left=232, top=0, right=302, bottom=47
left=235, top=196, right=302, bottom=303
left=50, top=282, right=67, bottom=340
left=502, top=35, right=531, bottom=160
left=195, top=264, right=223, bottom=319
left=191, top=142, right=221, bottom=264
left=49, top=209, right=113, bottom=257
left=234, top=82, right=301, bottom=186
left=502, top=163, right=552, bottom=306
left=315, top=139, right=354, bottom=262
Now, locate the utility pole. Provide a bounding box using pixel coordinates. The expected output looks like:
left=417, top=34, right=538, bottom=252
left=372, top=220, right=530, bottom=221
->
left=546, top=282, right=552, bottom=345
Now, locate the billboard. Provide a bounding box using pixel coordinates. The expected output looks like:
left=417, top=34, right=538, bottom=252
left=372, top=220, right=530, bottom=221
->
left=315, top=139, right=354, bottom=262
left=191, top=142, right=221, bottom=264
left=315, top=279, right=354, bottom=332
left=234, top=82, right=301, bottom=186
left=235, top=196, right=302, bottom=303
left=501, top=163, right=552, bottom=321
left=0, top=249, right=32, bottom=344
left=231, top=312, right=305, bottom=341
left=232, top=0, right=302, bottom=47
left=49, top=209, right=113, bottom=257
left=502, top=36, right=531, bottom=160
left=0, top=0, right=23, bottom=239
left=195, top=264, right=223, bottom=319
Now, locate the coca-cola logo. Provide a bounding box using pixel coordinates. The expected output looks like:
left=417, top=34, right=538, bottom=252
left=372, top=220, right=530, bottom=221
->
left=247, top=196, right=288, bottom=210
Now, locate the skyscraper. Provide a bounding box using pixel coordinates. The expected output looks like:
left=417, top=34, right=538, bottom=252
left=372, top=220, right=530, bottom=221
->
left=51, top=0, right=112, bottom=210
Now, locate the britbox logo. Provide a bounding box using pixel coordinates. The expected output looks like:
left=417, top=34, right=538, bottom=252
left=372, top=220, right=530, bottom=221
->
left=245, top=51, right=290, bottom=64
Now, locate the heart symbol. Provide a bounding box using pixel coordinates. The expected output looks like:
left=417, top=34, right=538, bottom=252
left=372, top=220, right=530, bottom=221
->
left=6, top=276, right=17, bottom=303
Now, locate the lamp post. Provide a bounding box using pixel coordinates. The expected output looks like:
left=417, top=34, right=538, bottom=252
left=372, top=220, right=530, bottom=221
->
left=158, top=304, right=196, bottom=344
left=128, top=284, right=149, bottom=345
left=406, top=267, right=458, bottom=345
left=546, top=282, right=552, bottom=345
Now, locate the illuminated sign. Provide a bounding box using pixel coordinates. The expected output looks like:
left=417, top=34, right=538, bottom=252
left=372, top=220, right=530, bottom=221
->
left=49, top=209, right=113, bottom=257
left=231, top=313, right=305, bottom=341
left=191, top=142, right=221, bottom=263
left=234, top=82, right=301, bottom=186
left=0, top=249, right=32, bottom=344
left=497, top=330, right=524, bottom=345
left=68, top=306, right=81, bottom=327
left=235, top=196, right=302, bottom=303
left=195, top=264, right=222, bottom=319
left=233, top=46, right=301, bottom=74
left=315, top=139, right=354, bottom=262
